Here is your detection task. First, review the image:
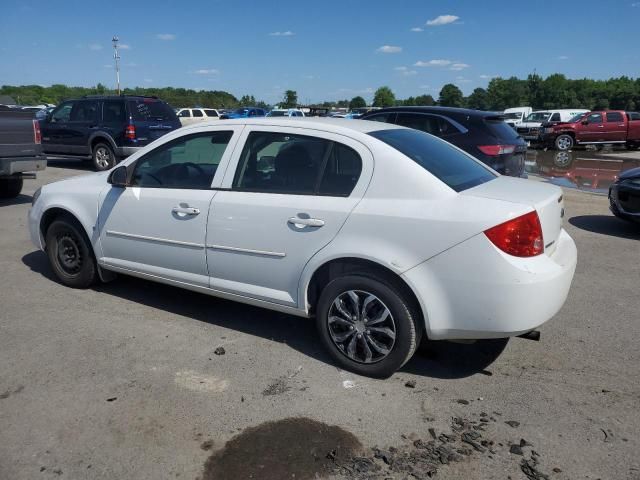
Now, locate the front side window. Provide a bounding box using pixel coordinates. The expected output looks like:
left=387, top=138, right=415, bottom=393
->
left=192, top=109, right=204, bottom=117
left=131, top=131, right=234, bottom=189
left=204, top=109, right=218, bottom=117
left=70, top=101, right=98, bottom=122
left=179, top=110, right=191, bottom=118
left=587, top=113, right=603, bottom=124
left=233, top=131, right=362, bottom=196
left=550, top=113, right=561, bottom=122
left=606, top=112, right=623, bottom=123
left=369, top=128, right=495, bottom=192
left=51, top=102, right=73, bottom=123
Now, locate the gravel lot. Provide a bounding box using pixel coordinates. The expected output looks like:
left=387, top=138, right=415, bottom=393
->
left=1, top=159, right=639, bottom=480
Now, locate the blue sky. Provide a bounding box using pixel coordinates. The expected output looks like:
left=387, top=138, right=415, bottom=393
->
left=1, top=0, right=639, bottom=104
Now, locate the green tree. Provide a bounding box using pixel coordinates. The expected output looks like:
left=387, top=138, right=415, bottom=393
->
left=372, top=86, right=395, bottom=107
left=239, top=95, right=256, bottom=106
left=282, top=90, right=298, bottom=108
left=414, top=94, right=435, bottom=106
left=349, top=96, right=366, bottom=110
left=465, top=88, right=489, bottom=110
left=438, top=84, right=464, bottom=107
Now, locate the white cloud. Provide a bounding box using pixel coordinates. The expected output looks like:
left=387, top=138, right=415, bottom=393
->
left=88, top=43, right=103, bottom=51
left=193, top=68, right=220, bottom=75
left=119, top=44, right=131, bottom=50
left=156, top=33, right=176, bottom=40
left=419, top=85, right=431, bottom=90
left=414, top=59, right=452, bottom=67
left=302, top=74, right=314, bottom=80
left=456, top=76, right=471, bottom=83
left=479, top=74, right=497, bottom=80
left=557, top=55, right=569, bottom=60
left=410, top=27, right=423, bottom=32
left=450, top=63, right=470, bottom=71
left=269, top=31, right=295, bottom=36
left=426, top=15, right=460, bottom=26
left=394, top=66, right=417, bottom=76
left=377, top=45, right=402, bottom=54
left=632, top=2, right=640, bottom=6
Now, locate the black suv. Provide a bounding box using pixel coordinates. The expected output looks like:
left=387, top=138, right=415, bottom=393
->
left=360, top=106, right=528, bottom=177
left=40, top=95, right=181, bottom=171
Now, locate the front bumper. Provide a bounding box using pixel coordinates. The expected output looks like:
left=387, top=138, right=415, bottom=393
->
left=402, top=228, right=577, bottom=340
left=609, top=182, right=640, bottom=220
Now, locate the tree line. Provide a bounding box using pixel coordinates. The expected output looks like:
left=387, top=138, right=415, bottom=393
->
left=3, top=74, right=640, bottom=112
left=372, top=74, right=640, bottom=111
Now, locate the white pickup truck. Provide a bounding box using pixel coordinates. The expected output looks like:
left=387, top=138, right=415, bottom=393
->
left=516, top=109, right=589, bottom=142
left=176, top=108, right=221, bottom=126
left=503, top=107, right=532, bottom=128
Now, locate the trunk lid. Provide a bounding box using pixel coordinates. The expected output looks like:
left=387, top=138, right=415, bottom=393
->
left=462, top=177, right=564, bottom=255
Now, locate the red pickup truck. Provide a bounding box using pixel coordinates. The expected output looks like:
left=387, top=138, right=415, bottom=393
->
left=541, top=111, right=640, bottom=151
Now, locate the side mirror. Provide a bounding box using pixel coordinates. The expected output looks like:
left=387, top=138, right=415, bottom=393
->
left=108, top=165, right=128, bottom=188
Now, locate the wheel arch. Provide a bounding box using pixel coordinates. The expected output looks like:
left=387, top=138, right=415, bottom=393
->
left=89, top=133, right=118, bottom=153
left=40, top=206, right=94, bottom=251
left=302, top=256, right=427, bottom=335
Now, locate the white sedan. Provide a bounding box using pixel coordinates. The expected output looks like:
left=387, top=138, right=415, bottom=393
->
left=28, top=118, right=577, bottom=377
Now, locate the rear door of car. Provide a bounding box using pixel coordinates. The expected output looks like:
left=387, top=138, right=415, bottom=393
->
left=604, top=111, right=627, bottom=141
left=205, top=125, right=373, bottom=307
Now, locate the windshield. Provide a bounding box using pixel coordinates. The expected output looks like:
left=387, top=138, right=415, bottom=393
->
left=525, top=112, right=551, bottom=122
left=369, top=128, right=496, bottom=192
left=503, top=112, right=523, bottom=120
left=569, top=112, right=587, bottom=123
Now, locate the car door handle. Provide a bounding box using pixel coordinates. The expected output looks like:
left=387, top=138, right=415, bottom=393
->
left=172, top=206, right=200, bottom=215
left=597, top=125, right=604, bottom=128
left=288, top=217, right=325, bottom=227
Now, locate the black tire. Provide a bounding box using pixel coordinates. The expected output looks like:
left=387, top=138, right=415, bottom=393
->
left=627, top=142, right=640, bottom=151
left=316, top=275, right=421, bottom=378
left=92, top=142, right=116, bottom=171
left=554, top=134, right=574, bottom=151
left=45, top=216, right=97, bottom=288
left=0, top=177, right=24, bottom=199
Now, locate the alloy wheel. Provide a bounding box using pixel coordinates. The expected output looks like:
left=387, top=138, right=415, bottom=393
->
left=327, top=290, right=396, bottom=364
left=95, top=147, right=111, bottom=169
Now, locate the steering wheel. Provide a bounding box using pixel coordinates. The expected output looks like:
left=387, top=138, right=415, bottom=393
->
left=181, top=162, right=206, bottom=176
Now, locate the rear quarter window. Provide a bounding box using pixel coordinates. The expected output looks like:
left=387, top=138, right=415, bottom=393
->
left=485, top=118, right=521, bottom=141
left=369, top=128, right=496, bottom=192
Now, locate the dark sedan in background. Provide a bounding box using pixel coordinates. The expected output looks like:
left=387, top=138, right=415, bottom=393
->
left=360, top=106, right=528, bottom=178
left=609, top=166, right=640, bottom=223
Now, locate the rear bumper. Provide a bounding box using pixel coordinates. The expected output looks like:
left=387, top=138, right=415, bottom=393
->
left=115, top=146, right=141, bottom=157
left=402, top=228, right=577, bottom=340
left=0, top=156, right=47, bottom=176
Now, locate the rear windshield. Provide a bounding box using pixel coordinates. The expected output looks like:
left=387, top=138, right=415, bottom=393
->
left=127, top=99, right=177, bottom=122
left=485, top=118, right=522, bottom=141
left=369, top=129, right=496, bottom=192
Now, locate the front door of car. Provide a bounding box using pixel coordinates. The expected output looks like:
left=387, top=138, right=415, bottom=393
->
left=206, top=127, right=372, bottom=307
left=67, top=100, right=99, bottom=154
left=578, top=112, right=605, bottom=142
left=41, top=101, right=74, bottom=154
left=97, top=129, right=241, bottom=287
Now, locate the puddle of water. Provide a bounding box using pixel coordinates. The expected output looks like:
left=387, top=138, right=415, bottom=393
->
left=526, top=148, right=640, bottom=195
left=202, top=417, right=362, bottom=480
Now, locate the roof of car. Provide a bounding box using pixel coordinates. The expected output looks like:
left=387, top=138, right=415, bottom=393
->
left=182, top=117, right=404, bottom=134
left=362, top=106, right=502, bottom=118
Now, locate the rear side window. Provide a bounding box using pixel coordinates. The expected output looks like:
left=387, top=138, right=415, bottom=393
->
left=179, top=110, right=191, bottom=117
left=204, top=109, right=218, bottom=117
left=127, top=99, right=177, bottom=122
left=629, top=112, right=640, bottom=121
left=364, top=112, right=395, bottom=123
left=233, top=131, right=362, bottom=196
left=192, top=109, right=203, bottom=117
left=369, top=128, right=495, bottom=192
left=395, top=113, right=460, bottom=137
left=485, top=118, right=521, bottom=141
left=606, top=112, right=623, bottom=122
left=550, top=113, right=561, bottom=121
left=103, top=101, right=125, bottom=122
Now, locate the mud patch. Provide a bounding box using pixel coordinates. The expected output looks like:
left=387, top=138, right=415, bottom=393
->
left=202, top=417, right=361, bottom=480
left=174, top=371, right=228, bottom=393
left=0, top=385, right=24, bottom=399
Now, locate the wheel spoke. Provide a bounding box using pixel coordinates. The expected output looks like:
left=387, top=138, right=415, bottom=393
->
left=332, top=329, right=355, bottom=343
left=360, top=335, right=373, bottom=363
left=346, top=334, right=358, bottom=359
left=361, top=294, right=377, bottom=317
left=333, top=298, right=352, bottom=321
left=328, top=315, right=354, bottom=327
left=365, top=334, right=390, bottom=356
left=365, top=307, right=390, bottom=326
left=368, top=326, right=396, bottom=341
left=346, top=291, right=360, bottom=318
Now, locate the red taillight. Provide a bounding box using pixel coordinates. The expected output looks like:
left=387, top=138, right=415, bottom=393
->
left=33, top=120, right=41, bottom=144
left=477, top=144, right=516, bottom=156
left=484, top=211, right=544, bottom=257
left=125, top=124, right=136, bottom=140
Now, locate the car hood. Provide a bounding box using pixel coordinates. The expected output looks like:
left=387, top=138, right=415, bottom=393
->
left=619, top=166, right=640, bottom=180
left=518, top=122, right=544, bottom=128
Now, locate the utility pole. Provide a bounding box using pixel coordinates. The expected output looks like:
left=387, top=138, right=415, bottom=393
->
left=112, top=36, right=121, bottom=95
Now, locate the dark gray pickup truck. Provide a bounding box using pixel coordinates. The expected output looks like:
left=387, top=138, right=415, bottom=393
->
left=0, top=108, right=47, bottom=198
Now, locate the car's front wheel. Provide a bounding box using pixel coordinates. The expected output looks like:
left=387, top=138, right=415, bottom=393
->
left=0, top=177, right=23, bottom=199
left=92, top=143, right=116, bottom=171
left=316, top=275, right=421, bottom=378
left=45, top=216, right=97, bottom=288
left=555, top=134, right=574, bottom=151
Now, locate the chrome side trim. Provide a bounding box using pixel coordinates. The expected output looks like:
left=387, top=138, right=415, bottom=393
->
left=206, top=244, right=286, bottom=258
left=105, top=230, right=204, bottom=249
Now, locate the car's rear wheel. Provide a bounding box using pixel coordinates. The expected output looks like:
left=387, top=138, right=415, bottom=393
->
left=555, top=134, right=574, bottom=151
left=92, top=143, right=116, bottom=171
left=316, top=275, right=420, bottom=378
left=45, top=216, right=97, bottom=288
left=0, top=177, right=23, bottom=199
